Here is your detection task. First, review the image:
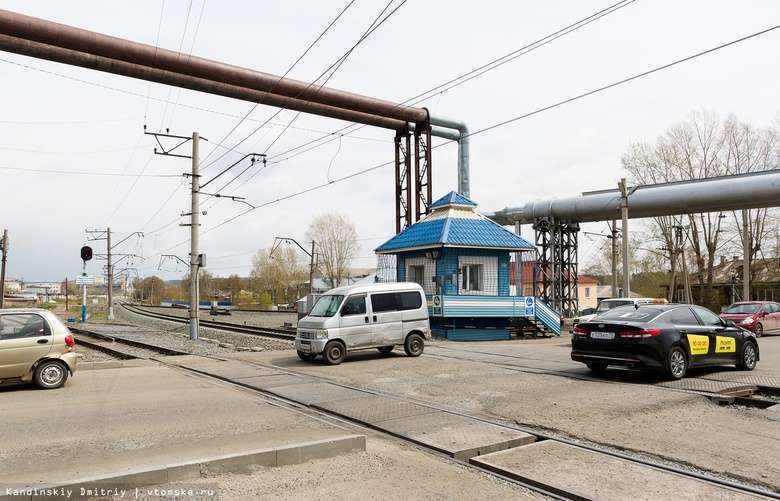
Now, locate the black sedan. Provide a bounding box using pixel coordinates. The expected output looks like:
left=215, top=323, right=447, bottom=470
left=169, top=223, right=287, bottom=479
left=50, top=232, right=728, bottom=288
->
left=571, top=303, right=759, bottom=380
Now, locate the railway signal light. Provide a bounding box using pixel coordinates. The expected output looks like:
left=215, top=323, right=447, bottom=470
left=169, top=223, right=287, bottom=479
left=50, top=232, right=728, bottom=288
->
left=80, top=245, right=93, bottom=261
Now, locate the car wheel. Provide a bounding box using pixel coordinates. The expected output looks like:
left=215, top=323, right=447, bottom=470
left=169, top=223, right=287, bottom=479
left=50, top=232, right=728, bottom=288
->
left=377, top=346, right=394, bottom=354
left=297, top=350, right=317, bottom=361
left=586, top=362, right=608, bottom=373
left=665, top=346, right=687, bottom=380
left=404, top=334, right=424, bottom=357
left=33, top=360, right=68, bottom=389
left=754, top=324, right=763, bottom=338
left=737, top=341, right=757, bottom=370
left=323, top=341, right=346, bottom=365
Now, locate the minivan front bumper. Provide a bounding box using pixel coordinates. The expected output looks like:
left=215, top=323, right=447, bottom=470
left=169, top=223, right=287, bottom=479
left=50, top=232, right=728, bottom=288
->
left=295, top=337, right=327, bottom=355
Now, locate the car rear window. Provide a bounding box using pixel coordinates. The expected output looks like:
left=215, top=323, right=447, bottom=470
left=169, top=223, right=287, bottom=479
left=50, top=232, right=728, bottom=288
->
left=593, top=307, right=663, bottom=323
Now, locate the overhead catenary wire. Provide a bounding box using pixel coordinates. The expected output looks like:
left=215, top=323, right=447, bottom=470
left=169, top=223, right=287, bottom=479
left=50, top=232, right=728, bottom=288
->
left=202, top=23, right=780, bottom=238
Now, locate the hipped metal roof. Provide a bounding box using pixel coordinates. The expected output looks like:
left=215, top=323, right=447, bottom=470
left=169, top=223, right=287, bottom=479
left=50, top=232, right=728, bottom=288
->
left=375, top=191, right=536, bottom=254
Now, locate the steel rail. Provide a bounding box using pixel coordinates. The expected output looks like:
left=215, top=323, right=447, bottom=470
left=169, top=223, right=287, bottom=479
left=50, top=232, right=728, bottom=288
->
left=119, top=302, right=296, bottom=341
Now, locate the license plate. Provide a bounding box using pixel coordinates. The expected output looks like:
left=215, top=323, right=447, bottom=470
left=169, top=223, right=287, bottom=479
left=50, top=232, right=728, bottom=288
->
left=300, top=340, right=311, bottom=345
left=590, top=331, right=615, bottom=340
left=299, top=344, right=311, bottom=353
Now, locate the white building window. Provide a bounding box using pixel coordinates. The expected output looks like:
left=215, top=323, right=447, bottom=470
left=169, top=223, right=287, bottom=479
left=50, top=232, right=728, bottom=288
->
left=408, top=265, right=425, bottom=288
left=406, top=258, right=436, bottom=295
left=458, top=256, right=497, bottom=295
left=585, top=287, right=591, bottom=299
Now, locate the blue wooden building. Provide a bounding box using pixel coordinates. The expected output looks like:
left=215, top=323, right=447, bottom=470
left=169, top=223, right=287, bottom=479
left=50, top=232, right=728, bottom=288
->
left=375, top=191, right=561, bottom=340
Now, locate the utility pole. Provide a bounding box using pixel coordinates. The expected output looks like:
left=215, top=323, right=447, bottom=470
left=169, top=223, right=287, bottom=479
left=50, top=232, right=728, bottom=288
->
left=0, top=229, right=8, bottom=309
left=610, top=220, right=618, bottom=298
left=618, top=179, right=630, bottom=298
left=189, top=131, right=200, bottom=340
left=743, top=208, right=750, bottom=301
left=106, top=227, right=113, bottom=319
left=145, top=127, right=204, bottom=340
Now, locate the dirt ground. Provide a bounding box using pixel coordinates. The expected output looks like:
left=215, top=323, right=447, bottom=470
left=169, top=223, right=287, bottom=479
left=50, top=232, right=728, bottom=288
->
left=119, top=334, right=780, bottom=501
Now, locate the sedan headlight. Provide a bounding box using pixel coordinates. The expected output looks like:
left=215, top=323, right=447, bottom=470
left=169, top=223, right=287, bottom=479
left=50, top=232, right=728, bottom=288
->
left=315, top=329, right=329, bottom=339
left=740, top=318, right=755, bottom=325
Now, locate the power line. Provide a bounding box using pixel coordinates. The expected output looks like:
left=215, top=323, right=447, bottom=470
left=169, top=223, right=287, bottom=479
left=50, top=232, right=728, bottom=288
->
left=202, top=23, right=780, bottom=237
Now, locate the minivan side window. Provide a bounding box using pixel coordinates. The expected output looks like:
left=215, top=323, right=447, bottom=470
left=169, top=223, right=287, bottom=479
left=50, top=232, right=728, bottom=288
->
left=341, top=295, right=366, bottom=316
left=398, top=291, right=422, bottom=310
left=371, top=293, right=397, bottom=313
left=371, top=291, right=423, bottom=313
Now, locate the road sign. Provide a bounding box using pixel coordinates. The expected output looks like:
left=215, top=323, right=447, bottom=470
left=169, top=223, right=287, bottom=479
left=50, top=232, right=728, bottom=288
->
left=525, top=296, right=535, bottom=316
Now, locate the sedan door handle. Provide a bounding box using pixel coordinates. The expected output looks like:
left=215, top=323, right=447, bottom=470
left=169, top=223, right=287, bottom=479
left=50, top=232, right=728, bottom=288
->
left=37, top=339, right=49, bottom=344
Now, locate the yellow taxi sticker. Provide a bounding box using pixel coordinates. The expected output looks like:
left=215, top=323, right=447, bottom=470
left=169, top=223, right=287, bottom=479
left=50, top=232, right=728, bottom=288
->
left=715, top=336, right=736, bottom=353
left=687, top=334, right=709, bottom=355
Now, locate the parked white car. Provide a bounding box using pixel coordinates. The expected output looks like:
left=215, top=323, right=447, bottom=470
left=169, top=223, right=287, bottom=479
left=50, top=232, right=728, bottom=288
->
left=572, top=298, right=661, bottom=326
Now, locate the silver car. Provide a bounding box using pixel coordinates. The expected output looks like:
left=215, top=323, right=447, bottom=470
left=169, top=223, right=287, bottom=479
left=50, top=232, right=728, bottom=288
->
left=0, top=308, right=78, bottom=389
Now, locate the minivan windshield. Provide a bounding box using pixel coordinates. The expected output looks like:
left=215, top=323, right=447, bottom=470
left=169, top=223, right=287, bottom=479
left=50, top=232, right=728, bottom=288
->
left=308, top=295, right=344, bottom=317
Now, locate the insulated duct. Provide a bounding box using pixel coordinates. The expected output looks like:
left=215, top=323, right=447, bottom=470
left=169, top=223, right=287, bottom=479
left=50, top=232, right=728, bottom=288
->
left=487, top=170, right=780, bottom=225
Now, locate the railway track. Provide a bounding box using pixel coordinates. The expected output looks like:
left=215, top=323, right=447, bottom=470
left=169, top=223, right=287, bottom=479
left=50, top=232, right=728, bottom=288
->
left=69, top=329, right=779, bottom=500
left=118, top=302, right=296, bottom=341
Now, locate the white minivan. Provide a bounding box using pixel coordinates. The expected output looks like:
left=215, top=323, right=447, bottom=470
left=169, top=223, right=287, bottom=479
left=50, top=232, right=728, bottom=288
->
left=295, top=282, right=431, bottom=365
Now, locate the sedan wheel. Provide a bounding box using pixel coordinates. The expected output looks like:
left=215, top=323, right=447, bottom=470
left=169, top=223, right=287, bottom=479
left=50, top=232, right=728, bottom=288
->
left=754, top=324, right=763, bottom=338
left=33, top=360, right=68, bottom=389
left=737, top=341, right=757, bottom=370
left=665, top=346, right=687, bottom=380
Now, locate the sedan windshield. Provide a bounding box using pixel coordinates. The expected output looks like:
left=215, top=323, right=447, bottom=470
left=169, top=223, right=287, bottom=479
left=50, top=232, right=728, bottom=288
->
left=308, top=295, right=344, bottom=317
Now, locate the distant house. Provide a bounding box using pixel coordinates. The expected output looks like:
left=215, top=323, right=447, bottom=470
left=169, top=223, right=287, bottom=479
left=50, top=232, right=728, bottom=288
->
left=375, top=191, right=561, bottom=340
left=513, top=263, right=599, bottom=316
left=675, top=255, right=780, bottom=306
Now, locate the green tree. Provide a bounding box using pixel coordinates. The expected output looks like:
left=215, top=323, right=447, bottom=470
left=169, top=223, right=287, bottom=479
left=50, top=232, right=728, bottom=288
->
left=250, top=247, right=306, bottom=306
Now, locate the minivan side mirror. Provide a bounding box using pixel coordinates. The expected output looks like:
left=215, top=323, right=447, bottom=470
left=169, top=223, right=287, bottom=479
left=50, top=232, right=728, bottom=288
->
left=341, top=305, right=351, bottom=315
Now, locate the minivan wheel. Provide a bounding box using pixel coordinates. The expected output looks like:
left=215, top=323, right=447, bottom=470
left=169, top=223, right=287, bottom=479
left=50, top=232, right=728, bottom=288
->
left=665, top=346, right=687, bottom=380
left=33, top=360, right=68, bottom=389
left=404, top=334, right=424, bottom=357
left=737, top=341, right=757, bottom=370
left=377, top=346, right=394, bottom=354
left=323, top=341, right=347, bottom=365
left=297, top=350, right=317, bottom=361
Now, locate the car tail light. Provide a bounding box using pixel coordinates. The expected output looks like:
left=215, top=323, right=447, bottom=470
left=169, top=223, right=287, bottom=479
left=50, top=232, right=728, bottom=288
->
left=64, top=334, right=75, bottom=347
left=619, top=328, right=661, bottom=338
left=572, top=326, right=588, bottom=337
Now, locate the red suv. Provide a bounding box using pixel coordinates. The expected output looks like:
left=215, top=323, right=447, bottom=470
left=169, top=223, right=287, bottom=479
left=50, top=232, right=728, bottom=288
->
left=719, top=301, right=780, bottom=337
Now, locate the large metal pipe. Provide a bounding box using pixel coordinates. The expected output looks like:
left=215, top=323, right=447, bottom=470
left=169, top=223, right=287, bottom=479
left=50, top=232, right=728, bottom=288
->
left=0, top=9, right=474, bottom=192
left=430, top=115, right=470, bottom=198
left=0, top=34, right=410, bottom=131
left=0, top=9, right=428, bottom=124
left=487, top=170, right=780, bottom=225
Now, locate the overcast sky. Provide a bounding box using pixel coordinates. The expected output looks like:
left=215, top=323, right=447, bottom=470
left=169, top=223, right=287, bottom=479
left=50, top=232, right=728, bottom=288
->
left=1, top=0, right=778, bottom=284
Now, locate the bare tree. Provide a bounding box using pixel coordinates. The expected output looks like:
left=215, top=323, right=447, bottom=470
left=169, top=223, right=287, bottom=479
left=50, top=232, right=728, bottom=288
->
left=306, top=212, right=359, bottom=288
left=621, top=109, right=780, bottom=308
